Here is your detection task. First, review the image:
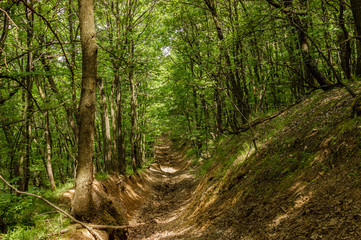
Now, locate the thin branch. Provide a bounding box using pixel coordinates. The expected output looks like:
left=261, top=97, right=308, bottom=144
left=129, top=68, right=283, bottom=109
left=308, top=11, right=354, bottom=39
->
left=19, top=0, right=74, bottom=77
left=0, top=74, right=43, bottom=113
left=0, top=174, right=129, bottom=240
left=0, top=174, right=100, bottom=240
left=0, top=7, right=19, bottom=29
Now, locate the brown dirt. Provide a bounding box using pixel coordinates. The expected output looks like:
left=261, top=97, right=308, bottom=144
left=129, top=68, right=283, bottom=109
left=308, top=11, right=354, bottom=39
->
left=125, top=87, right=361, bottom=240
left=64, top=87, right=361, bottom=240
left=127, top=139, right=199, bottom=239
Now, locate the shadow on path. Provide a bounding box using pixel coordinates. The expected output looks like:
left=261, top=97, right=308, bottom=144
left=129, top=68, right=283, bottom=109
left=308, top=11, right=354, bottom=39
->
left=127, top=138, right=197, bottom=240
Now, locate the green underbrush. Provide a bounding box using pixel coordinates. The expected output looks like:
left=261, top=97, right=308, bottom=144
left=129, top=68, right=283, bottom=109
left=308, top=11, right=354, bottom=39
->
left=189, top=87, right=361, bottom=204
left=0, top=181, right=73, bottom=240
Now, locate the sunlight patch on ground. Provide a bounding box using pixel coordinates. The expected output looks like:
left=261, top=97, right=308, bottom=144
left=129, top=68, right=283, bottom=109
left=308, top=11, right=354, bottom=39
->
left=234, top=146, right=255, bottom=166
left=294, top=192, right=313, bottom=209
left=143, top=226, right=195, bottom=240
left=270, top=213, right=289, bottom=227
left=155, top=215, right=178, bottom=224
left=289, top=181, right=306, bottom=194
left=269, top=183, right=313, bottom=228
left=160, top=166, right=178, bottom=173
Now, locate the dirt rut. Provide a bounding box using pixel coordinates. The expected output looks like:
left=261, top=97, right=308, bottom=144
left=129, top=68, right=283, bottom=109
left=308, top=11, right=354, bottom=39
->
left=127, top=139, right=197, bottom=240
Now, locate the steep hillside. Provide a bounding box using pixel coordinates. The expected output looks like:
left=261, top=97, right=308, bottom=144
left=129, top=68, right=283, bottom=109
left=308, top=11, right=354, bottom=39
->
left=176, top=87, right=361, bottom=239
left=60, top=87, right=361, bottom=240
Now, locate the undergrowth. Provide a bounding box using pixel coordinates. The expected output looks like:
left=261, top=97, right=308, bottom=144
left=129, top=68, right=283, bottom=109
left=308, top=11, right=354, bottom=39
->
left=0, top=181, right=73, bottom=240
left=189, top=87, right=361, bottom=203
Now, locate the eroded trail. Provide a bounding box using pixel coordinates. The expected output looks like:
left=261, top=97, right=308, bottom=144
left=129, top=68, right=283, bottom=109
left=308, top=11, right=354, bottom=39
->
left=127, top=139, right=197, bottom=240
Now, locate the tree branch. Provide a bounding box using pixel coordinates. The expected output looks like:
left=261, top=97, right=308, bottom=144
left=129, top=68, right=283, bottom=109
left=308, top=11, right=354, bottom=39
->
left=19, top=0, right=74, bottom=77
left=0, top=174, right=129, bottom=240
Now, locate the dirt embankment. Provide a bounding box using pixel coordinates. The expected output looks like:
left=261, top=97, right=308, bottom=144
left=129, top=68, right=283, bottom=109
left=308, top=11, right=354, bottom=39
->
left=66, top=87, right=361, bottom=240
left=124, top=87, right=361, bottom=240
left=174, top=87, right=361, bottom=240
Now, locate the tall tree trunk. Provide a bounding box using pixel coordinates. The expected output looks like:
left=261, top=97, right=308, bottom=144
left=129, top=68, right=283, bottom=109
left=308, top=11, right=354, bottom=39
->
left=339, top=1, right=351, bottom=80
left=130, top=64, right=139, bottom=172
left=204, top=0, right=249, bottom=123
left=350, top=0, right=361, bottom=76
left=72, top=0, right=97, bottom=221
left=0, top=5, right=9, bottom=60
left=115, top=68, right=126, bottom=174
left=109, top=1, right=126, bottom=174
left=35, top=77, right=56, bottom=191
left=126, top=0, right=139, bottom=172
left=68, top=0, right=77, bottom=102
left=97, top=77, right=113, bottom=172
left=22, top=0, right=34, bottom=191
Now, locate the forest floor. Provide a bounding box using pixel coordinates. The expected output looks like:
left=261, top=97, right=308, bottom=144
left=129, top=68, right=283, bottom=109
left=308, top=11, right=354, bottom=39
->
left=126, top=139, right=200, bottom=239
left=122, top=87, right=361, bottom=240
left=64, top=87, right=361, bottom=240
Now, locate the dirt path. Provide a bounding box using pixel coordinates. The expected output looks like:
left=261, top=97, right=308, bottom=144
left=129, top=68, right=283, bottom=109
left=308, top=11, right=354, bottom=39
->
left=127, top=139, right=198, bottom=240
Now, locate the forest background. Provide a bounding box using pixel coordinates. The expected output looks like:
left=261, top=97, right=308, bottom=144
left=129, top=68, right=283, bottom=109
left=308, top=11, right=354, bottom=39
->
left=1, top=0, right=361, bottom=237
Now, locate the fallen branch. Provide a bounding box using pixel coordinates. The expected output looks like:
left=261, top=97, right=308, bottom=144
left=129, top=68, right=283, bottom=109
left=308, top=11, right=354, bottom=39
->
left=226, top=100, right=301, bottom=135
left=0, top=174, right=129, bottom=240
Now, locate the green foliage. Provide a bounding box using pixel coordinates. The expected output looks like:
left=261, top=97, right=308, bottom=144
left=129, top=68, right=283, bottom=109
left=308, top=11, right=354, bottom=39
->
left=95, top=172, right=109, bottom=181
left=0, top=193, right=36, bottom=232
left=4, top=214, right=70, bottom=240
left=0, top=0, right=360, bottom=235
left=0, top=180, right=73, bottom=237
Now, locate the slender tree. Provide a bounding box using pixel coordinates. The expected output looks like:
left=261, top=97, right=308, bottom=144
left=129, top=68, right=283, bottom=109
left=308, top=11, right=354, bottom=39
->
left=72, top=0, right=97, bottom=220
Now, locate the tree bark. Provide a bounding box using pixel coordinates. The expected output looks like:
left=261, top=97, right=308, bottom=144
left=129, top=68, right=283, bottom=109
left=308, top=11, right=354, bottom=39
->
left=115, top=69, right=126, bottom=174
left=22, top=0, right=34, bottom=191
left=34, top=77, right=56, bottom=191
left=339, top=1, right=351, bottom=80
left=350, top=0, right=361, bottom=76
left=97, top=77, right=113, bottom=172
left=72, top=0, right=97, bottom=221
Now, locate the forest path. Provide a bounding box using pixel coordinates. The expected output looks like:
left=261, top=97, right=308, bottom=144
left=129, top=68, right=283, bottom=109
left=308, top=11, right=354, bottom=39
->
left=127, top=139, right=198, bottom=240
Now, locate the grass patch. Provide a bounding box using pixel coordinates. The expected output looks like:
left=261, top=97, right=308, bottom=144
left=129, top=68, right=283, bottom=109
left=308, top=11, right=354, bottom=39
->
left=5, top=214, right=70, bottom=240
left=95, top=172, right=109, bottom=181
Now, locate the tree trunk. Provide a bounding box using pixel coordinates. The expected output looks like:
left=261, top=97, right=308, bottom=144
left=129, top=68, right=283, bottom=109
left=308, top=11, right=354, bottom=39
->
left=97, top=77, right=113, bottom=172
left=22, top=1, right=34, bottom=191
left=204, top=0, right=249, bottom=123
left=130, top=65, right=139, bottom=172
left=68, top=0, right=77, bottom=102
left=72, top=0, right=97, bottom=221
left=0, top=5, right=9, bottom=60
left=35, top=77, right=56, bottom=191
left=115, top=69, right=126, bottom=174
left=339, top=1, right=351, bottom=80
left=350, top=0, right=361, bottom=76
left=126, top=0, right=139, bottom=173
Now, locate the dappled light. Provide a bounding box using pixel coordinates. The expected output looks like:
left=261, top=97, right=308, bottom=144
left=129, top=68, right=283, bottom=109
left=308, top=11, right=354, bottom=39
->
left=1, top=0, right=361, bottom=239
